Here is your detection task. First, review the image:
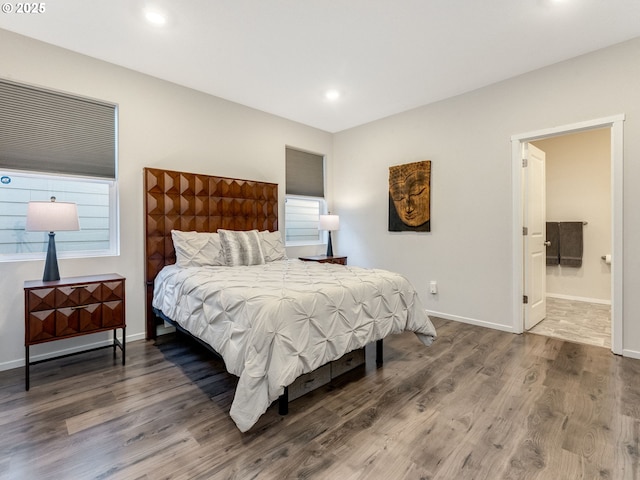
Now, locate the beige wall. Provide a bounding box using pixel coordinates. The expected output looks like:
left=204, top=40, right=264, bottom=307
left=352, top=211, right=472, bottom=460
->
left=2, top=27, right=640, bottom=367
left=533, top=129, right=611, bottom=303
left=0, top=29, right=332, bottom=369
left=333, top=36, right=640, bottom=356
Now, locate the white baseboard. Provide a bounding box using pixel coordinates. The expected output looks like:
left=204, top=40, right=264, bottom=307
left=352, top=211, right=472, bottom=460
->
left=622, top=348, right=640, bottom=360
left=3, top=315, right=636, bottom=372
left=426, top=309, right=640, bottom=360
left=425, top=309, right=516, bottom=334
left=546, top=293, right=611, bottom=305
left=0, top=331, right=145, bottom=372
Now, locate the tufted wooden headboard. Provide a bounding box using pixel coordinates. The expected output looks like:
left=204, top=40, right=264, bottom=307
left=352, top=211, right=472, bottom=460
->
left=143, top=167, right=278, bottom=339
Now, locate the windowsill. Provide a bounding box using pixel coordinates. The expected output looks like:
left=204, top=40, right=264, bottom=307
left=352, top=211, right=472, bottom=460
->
left=0, top=250, right=119, bottom=263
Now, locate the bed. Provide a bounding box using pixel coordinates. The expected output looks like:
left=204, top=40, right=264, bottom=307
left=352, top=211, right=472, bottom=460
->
left=144, top=167, right=437, bottom=432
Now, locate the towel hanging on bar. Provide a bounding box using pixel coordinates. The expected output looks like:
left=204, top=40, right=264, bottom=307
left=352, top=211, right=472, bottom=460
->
left=546, top=222, right=560, bottom=266
left=558, top=221, right=583, bottom=267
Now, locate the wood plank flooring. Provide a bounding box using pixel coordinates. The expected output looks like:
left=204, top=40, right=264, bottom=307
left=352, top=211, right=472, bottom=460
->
left=1, top=317, right=639, bottom=480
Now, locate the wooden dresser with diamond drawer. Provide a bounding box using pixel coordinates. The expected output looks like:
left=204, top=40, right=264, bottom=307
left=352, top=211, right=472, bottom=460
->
left=24, top=273, right=126, bottom=390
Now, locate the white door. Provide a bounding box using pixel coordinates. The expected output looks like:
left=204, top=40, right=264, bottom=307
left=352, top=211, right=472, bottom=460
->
left=524, top=143, right=546, bottom=330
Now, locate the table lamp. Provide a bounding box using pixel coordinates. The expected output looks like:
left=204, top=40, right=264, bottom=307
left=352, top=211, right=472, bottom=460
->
left=26, top=196, right=80, bottom=281
left=319, top=214, right=340, bottom=257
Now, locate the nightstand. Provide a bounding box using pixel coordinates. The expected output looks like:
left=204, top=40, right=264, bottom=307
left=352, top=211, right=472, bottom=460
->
left=299, top=255, right=347, bottom=265
left=24, top=273, right=126, bottom=390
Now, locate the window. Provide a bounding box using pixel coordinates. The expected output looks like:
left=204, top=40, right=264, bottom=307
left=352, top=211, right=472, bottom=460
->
left=0, top=79, right=118, bottom=261
left=0, top=171, right=117, bottom=259
left=285, top=147, right=326, bottom=245
left=285, top=196, right=325, bottom=244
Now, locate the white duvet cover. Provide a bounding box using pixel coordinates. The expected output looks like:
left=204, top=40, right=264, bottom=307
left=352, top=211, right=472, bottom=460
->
left=152, top=259, right=437, bottom=432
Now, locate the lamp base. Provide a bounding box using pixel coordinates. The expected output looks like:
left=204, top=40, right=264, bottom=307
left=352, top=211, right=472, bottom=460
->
left=43, top=232, right=60, bottom=282
left=326, top=231, right=334, bottom=257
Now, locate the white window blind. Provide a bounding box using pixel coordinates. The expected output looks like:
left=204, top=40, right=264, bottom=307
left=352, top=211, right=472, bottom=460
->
left=0, top=78, right=117, bottom=179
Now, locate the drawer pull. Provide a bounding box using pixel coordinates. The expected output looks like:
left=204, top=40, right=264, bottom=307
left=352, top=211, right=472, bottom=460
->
left=70, top=285, right=91, bottom=289
left=70, top=305, right=89, bottom=310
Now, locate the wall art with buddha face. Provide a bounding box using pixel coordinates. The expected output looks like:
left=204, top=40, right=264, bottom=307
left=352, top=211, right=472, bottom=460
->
left=388, top=160, right=431, bottom=232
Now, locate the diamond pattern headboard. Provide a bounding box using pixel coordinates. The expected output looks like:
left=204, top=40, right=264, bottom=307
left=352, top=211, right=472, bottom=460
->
left=144, top=167, right=278, bottom=339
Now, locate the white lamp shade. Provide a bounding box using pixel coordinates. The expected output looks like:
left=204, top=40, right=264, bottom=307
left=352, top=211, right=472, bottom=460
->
left=319, top=214, right=340, bottom=231
left=26, top=201, right=80, bottom=232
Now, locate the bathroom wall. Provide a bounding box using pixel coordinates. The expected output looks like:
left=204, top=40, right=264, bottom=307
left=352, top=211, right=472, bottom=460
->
left=532, top=128, right=611, bottom=303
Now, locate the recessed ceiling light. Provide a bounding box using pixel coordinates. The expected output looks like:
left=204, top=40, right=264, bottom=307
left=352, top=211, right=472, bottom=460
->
left=144, top=9, right=167, bottom=26
left=325, top=89, right=341, bottom=101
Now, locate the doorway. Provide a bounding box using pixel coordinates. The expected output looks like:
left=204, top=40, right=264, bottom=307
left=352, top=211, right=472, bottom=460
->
left=511, top=115, right=624, bottom=355
left=527, top=129, right=612, bottom=348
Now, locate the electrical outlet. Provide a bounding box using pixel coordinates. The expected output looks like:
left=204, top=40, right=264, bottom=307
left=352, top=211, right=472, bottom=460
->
left=429, top=281, right=437, bottom=294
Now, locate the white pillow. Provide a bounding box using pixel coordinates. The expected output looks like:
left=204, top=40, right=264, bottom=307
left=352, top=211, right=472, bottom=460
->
left=171, top=230, right=226, bottom=267
left=260, top=230, right=287, bottom=262
left=218, top=229, right=265, bottom=266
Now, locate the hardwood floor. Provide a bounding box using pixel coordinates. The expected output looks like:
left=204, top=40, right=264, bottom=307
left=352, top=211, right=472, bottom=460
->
left=1, top=317, right=639, bottom=479
left=529, top=297, right=611, bottom=349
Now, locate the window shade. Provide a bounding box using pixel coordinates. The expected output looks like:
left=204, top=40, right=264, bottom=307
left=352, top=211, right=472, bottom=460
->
left=0, top=79, right=117, bottom=179
left=285, top=147, right=324, bottom=197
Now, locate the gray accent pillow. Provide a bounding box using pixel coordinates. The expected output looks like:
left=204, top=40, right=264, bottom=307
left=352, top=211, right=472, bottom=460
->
left=260, top=230, right=287, bottom=262
left=171, top=230, right=226, bottom=267
left=218, top=229, right=266, bottom=266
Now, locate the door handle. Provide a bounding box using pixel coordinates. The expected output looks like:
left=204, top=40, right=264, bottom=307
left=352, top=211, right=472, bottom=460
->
left=544, top=241, right=551, bottom=247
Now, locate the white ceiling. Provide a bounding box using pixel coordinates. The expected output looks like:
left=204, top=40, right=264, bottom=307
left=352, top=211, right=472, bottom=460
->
left=1, top=0, right=639, bottom=133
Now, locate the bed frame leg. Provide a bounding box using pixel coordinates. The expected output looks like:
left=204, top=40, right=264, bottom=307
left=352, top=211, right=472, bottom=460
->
left=279, top=387, right=289, bottom=415
left=376, top=339, right=383, bottom=368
